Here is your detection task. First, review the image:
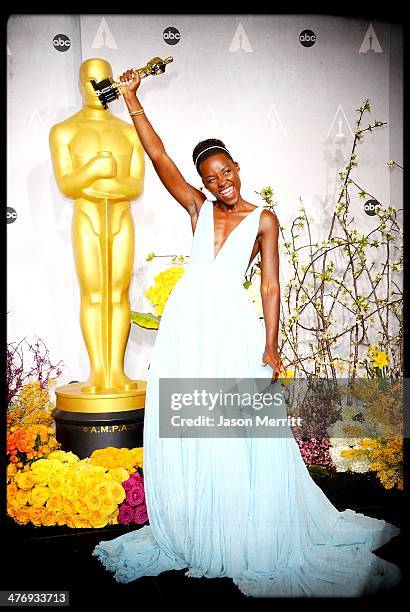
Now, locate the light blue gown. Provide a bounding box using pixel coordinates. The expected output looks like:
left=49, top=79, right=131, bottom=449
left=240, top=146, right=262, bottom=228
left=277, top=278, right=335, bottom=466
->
left=93, top=199, right=401, bottom=597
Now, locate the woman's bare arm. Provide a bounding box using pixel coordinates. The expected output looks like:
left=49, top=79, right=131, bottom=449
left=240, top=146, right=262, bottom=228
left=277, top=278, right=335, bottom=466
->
left=120, top=69, right=205, bottom=215
left=259, top=210, right=283, bottom=376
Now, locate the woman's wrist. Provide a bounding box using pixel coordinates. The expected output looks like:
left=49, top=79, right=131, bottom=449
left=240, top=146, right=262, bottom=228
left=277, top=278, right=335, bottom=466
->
left=123, top=92, right=140, bottom=108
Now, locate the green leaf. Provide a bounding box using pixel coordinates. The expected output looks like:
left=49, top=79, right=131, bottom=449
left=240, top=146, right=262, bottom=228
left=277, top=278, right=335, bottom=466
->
left=131, top=311, right=160, bottom=330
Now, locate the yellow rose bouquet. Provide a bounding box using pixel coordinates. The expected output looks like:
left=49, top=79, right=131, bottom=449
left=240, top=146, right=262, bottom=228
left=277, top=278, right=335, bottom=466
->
left=7, top=447, right=144, bottom=528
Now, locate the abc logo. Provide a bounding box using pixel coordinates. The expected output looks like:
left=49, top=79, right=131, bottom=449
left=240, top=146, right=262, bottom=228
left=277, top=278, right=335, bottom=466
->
left=163, top=27, right=181, bottom=45
left=364, top=199, right=378, bottom=216
left=299, top=30, right=316, bottom=47
left=7, top=207, right=17, bottom=224
left=53, top=34, right=71, bottom=52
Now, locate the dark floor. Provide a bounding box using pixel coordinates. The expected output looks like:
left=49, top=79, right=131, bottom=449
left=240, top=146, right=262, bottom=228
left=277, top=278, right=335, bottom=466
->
left=4, top=472, right=407, bottom=605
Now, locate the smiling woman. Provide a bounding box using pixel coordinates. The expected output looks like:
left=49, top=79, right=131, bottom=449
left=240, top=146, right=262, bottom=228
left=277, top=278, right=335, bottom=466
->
left=193, top=138, right=238, bottom=202
left=92, top=66, right=402, bottom=599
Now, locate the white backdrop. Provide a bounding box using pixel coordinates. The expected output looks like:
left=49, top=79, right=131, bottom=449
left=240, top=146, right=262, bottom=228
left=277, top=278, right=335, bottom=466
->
left=7, top=14, right=403, bottom=384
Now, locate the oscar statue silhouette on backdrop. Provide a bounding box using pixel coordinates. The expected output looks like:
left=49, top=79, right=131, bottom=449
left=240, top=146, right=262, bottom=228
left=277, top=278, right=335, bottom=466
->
left=49, top=57, right=173, bottom=457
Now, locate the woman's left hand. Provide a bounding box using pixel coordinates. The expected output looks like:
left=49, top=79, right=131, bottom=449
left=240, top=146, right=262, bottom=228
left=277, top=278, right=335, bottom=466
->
left=262, top=347, right=283, bottom=382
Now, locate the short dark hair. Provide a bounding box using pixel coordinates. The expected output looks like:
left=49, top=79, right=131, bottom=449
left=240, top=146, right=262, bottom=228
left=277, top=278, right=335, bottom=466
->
left=192, top=138, right=234, bottom=174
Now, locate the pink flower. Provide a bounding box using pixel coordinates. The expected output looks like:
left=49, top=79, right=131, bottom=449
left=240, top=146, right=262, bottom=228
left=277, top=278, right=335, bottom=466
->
left=126, top=483, right=145, bottom=507
left=122, top=471, right=144, bottom=491
left=123, top=478, right=135, bottom=492
left=117, top=504, right=135, bottom=525
left=134, top=504, right=149, bottom=525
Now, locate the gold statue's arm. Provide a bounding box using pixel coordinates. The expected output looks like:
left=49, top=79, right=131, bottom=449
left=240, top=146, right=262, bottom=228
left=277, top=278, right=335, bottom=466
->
left=49, top=125, right=115, bottom=199
left=84, top=139, right=145, bottom=201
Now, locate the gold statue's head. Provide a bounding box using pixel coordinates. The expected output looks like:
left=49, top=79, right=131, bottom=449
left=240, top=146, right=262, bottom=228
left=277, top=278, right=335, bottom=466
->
left=79, top=58, right=113, bottom=108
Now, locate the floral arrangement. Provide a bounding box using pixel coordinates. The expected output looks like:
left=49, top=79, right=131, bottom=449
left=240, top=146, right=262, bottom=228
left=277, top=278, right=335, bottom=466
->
left=7, top=336, right=63, bottom=408
left=340, top=437, right=403, bottom=490
left=145, top=264, right=186, bottom=317
left=288, top=381, right=342, bottom=470
left=118, top=469, right=148, bottom=525
left=131, top=257, right=187, bottom=329
left=328, top=364, right=402, bottom=488
left=7, top=423, right=60, bottom=467
left=7, top=338, right=148, bottom=529
left=7, top=447, right=146, bottom=528
left=296, top=437, right=335, bottom=470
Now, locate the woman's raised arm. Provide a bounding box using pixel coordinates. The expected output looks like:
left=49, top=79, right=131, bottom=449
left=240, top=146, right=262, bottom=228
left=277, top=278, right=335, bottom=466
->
left=119, top=69, right=205, bottom=215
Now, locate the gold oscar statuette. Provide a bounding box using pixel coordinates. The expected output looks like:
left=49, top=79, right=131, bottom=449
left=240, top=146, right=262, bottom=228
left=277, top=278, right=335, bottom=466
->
left=91, top=56, right=173, bottom=109
left=48, top=57, right=173, bottom=455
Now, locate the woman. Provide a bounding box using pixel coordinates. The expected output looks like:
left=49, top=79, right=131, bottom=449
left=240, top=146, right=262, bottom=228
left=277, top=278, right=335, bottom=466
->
left=92, top=69, right=401, bottom=597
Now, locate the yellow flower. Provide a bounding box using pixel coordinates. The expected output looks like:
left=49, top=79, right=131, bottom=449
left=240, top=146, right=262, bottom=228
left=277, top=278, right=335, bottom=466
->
left=28, top=506, right=46, bottom=526
left=46, top=494, right=63, bottom=512
left=372, top=351, right=389, bottom=369
left=30, top=459, right=52, bottom=485
left=15, top=489, right=31, bottom=508
left=62, top=499, right=76, bottom=515
left=145, top=265, right=186, bottom=316
left=93, top=480, right=113, bottom=498
left=14, top=508, right=31, bottom=525
left=7, top=482, right=18, bottom=504
left=105, top=480, right=126, bottom=504
left=131, top=447, right=143, bottom=467
left=56, top=511, right=69, bottom=526
left=88, top=510, right=108, bottom=528
left=73, top=515, right=91, bottom=529
left=108, top=467, right=130, bottom=484
left=100, top=497, right=118, bottom=516
left=49, top=459, right=70, bottom=476
left=41, top=510, right=58, bottom=526
left=7, top=464, right=17, bottom=480
left=48, top=475, right=65, bottom=494
left=279, top=368, right=295, bottom=380
left=65, top=451, right=80, bottom=464
left=14, top=471, right=35, bottom=490
left=108, top=513, right=119, bottom=525
left=84, top=491, right=101, bottom=512
left=47, top=450, right=67, bottom=461
left=74, top=498, right=89, bottom=515
left=61, top=483, right=76, bottom=500
left=73, top=481, right=87, bottom=499
left=30, top=485, right=50, bottom=507
left=360, top=439, right=377, bottom=449
left=65, top=515, right=76, bottom=529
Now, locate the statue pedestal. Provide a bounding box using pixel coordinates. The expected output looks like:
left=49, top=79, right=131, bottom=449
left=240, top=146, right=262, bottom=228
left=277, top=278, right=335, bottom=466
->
left=52, top=381, right=146, bottom=459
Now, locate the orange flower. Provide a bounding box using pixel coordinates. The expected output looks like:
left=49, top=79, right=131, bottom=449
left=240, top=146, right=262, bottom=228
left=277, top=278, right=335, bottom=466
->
left=10, top=456, right=18, bottom=464
left=7, top=428, right=36, bottom=455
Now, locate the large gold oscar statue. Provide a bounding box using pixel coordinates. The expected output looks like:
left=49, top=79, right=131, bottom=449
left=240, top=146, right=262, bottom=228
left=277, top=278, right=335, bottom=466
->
left=49, top=58, right=146, bottom=454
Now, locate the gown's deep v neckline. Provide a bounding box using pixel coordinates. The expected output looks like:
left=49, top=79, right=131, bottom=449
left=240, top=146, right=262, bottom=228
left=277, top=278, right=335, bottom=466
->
left=211, top=201, right=260, bottom=262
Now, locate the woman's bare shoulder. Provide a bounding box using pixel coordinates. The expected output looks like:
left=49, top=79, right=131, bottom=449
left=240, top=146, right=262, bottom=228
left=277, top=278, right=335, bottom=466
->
left=259, top=208, right=279, bottom=233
